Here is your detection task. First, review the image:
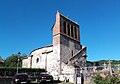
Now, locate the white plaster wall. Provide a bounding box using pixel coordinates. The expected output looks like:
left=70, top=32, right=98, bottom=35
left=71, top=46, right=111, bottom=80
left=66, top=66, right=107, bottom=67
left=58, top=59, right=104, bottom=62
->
left=22, top=57, right=30, bottom=68
left=31, top=46, right=53, bottom=69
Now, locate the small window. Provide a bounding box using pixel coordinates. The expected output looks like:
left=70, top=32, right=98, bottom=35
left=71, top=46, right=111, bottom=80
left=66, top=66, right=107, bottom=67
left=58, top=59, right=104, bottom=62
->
left=71, top=50, right=74, bottom=57
left=36, top=58, right=39, bottom=63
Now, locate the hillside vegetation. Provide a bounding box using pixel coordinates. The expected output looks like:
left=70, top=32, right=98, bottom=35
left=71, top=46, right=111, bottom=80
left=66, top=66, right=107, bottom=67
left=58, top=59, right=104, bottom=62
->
left=93, top=60, right=120, bottom=66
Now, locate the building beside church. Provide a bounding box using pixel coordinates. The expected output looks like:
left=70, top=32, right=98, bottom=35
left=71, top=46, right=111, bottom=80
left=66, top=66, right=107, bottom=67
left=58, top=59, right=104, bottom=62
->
left=22, top=11, right=87, bottom=83
left=0, top=56, right=4, bottom=63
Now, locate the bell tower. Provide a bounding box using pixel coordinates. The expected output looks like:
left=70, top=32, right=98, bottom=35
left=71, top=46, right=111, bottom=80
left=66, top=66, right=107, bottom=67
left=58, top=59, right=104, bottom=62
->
left=52, top=11, right=83, bottom=75
left=52, top=11, right=81, bottom=46
left=52, top=11, right=82, bottom=62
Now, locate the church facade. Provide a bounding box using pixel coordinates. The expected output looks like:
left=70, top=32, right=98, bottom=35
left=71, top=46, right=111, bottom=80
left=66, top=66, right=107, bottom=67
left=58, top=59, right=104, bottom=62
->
left=22, top=11, right=87, bottom=83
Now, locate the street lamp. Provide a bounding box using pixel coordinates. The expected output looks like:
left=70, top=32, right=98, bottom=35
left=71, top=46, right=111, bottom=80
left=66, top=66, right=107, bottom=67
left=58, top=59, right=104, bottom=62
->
left=17, top=52, right=21, bottom=74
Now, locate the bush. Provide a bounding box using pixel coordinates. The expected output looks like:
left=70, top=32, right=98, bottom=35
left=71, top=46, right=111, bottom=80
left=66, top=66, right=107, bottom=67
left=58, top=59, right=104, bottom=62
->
left=93, top=74, right=120, bottom=84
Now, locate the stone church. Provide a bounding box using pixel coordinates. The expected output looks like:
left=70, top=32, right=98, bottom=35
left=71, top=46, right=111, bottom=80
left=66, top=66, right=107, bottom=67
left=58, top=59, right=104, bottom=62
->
left=22, top=11, right=87, bottom=83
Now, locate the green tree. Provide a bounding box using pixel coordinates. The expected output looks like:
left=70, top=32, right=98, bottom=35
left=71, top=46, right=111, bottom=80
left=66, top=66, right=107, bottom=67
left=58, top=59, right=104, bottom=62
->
left=4, top=53, right=27, bottom=67
left=93, top=74, right=120, bottom=84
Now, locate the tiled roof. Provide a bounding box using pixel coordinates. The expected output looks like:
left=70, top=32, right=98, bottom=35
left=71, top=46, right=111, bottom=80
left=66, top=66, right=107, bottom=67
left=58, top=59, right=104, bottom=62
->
left=29, top=45, right=53, bottom=56
left=69, top=46, right=87, bottom=61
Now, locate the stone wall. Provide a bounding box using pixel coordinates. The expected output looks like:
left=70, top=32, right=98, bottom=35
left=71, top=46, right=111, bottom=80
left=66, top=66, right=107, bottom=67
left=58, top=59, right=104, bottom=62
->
left=60, top=35, right=81, bottom=64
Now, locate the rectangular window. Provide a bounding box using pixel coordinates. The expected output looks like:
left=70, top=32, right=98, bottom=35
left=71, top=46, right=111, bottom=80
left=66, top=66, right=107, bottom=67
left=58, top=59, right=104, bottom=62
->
left=71, top=50, right=74, bottom=57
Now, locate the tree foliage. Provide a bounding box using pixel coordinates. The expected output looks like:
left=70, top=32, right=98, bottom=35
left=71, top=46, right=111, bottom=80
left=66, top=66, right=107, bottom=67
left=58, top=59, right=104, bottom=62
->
left=93, top=60, right=120, bottom=66
left=93, top=74, right=120, bottom=84
left=4, top=54, right=27, bottom=67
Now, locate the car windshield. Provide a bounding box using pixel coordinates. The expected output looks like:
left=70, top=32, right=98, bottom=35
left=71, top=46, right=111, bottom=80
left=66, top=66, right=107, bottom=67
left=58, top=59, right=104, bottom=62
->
left=16, top=74, right=29, bottom=78
left=39, top=74, right=49, bottom=76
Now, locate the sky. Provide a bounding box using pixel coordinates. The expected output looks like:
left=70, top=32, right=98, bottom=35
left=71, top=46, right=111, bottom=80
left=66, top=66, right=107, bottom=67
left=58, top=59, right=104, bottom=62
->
left=0, top=0, right=120, bottom=61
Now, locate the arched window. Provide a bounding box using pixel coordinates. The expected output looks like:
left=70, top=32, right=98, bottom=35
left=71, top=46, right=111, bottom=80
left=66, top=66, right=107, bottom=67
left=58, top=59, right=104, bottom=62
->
left=71, top=25, right=74, bottom=37
left=63, top=22, right=66, bottom=34
left=67, top=23, right=70, bottom=36
left=60, top=21, right=62, bottom=32
left=36, top=58, right=39, bottom=63
left=74, top=27, right=77, bottom=39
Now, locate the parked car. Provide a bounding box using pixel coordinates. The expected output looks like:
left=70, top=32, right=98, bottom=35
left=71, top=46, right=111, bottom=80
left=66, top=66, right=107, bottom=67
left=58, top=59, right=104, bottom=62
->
left=38, top=73, right=53, bottom=83
left=13, top=73, right=31, bottom=84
